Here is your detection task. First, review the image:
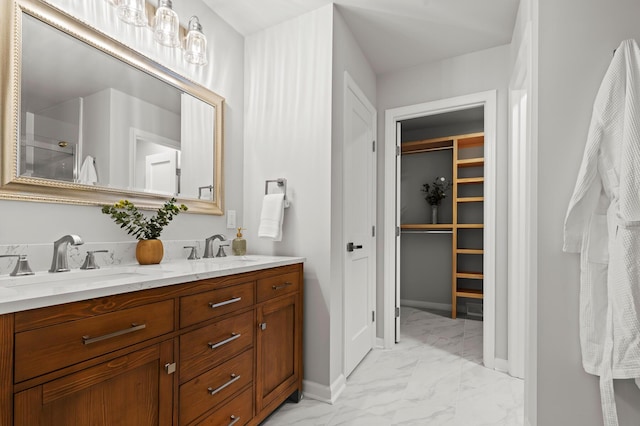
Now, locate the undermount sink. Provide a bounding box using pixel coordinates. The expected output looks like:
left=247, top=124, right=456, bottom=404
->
left=0, top=266, right=161, bottom=288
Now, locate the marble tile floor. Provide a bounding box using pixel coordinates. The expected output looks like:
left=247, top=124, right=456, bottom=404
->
left=261, top=306, right=524, bottom=426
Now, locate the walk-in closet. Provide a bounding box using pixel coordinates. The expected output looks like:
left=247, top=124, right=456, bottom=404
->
left=399, top=107, right=485, bottom=319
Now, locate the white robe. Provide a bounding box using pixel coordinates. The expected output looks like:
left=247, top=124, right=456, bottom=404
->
left=564, top=39, right=640, bottom=426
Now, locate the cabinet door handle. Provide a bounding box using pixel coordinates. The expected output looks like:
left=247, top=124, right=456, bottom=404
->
left=209, top=297, right=242, bottom=309
left=208, top=332, right=241, bottom=350
left=259, top=322, right=267, bottom=330
left=272, top=282, right=293, bottom=290
left=82, top=323, right=146, bottom=345
left=228, top=415, right=240, bottom=426
left=208, top=373, right=241, bottom=396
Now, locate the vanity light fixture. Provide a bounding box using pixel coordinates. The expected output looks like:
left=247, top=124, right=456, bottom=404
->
left=184, top=16, right=208, bottom=66
left=107, top=0, right=208, bottom=66
left=153, top=0, right=180, bottom=48
left=116, top=0, right=148, bottom=26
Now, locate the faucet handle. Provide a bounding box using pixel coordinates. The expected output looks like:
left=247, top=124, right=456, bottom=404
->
left=80, top=250, right=108, bottom=270
left=183, top=246, right=200, bottom=260
left=216, top=241, right=230, bottom=258
left=0, top=254, right=35, bottom=276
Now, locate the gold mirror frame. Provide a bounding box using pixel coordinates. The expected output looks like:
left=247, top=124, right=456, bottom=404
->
left=0, top=0, right=224, bottom=214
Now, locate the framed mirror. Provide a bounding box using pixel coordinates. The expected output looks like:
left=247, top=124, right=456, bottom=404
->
left=0, top=0, right=224, bottom=214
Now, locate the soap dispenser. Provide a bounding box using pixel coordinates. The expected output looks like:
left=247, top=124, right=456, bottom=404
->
left=232, top=227, right=246, bottom=256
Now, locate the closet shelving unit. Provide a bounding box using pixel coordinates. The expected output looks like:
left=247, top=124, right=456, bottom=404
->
left=402, top=132, right=485, bottom=319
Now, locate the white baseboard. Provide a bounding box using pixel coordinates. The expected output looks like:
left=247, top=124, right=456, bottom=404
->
left=376, top=337, right=385, bottom=348
left=494, top=357, right=509, bottom=373
left=401, top=299, right=451, bottom=312
left=302, top=374, right=346, bottom=404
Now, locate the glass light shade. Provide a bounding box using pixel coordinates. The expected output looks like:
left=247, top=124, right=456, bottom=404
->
left=184, top=17, right=208, bottom=65
left=117, top=0, right=147, bottom=26
left=153, top=0, right=180, bottom=48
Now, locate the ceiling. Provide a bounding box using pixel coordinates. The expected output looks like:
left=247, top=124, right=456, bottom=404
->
left=202, top=0, right=520, bottom=75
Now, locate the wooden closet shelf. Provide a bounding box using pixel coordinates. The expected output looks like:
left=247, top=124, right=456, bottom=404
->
left=456, top=249, right=484, bottom=255
left=457, top=158, right=484, bottom=168
left=457, top=177, right=484, bottom=185
left=456, top=197, right=484, bottom=203
left=402, top=137, right=453, bottom=154
left=456, top=271, right=484, bottom=280
left=457, top=223, right=484, bottom=229
left=456, top=134, right=484, bottom=148
left=455, top=288, right=484, bottom=299
left=401, top=224, right=453, bottom=230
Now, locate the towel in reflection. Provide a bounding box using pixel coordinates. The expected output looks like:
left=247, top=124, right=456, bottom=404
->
left=78, top=155, right=97, bottom=185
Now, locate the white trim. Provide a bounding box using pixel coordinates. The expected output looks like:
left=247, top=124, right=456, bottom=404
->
left=383, top=90, right=498, bottom=370
left=494, top=357, right=510, bottom=373
left=342, top=71, right=377, bottom=378
left=375, top=337, right=385, bottom=348
left=507, top=21, right=532, bottom=380
left=128, top=127, right=180, bottom=190
left=302, top=375, right=346, bottom=404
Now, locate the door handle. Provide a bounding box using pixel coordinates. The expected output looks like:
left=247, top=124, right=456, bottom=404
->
left=346, top=242, right=363, bottom=252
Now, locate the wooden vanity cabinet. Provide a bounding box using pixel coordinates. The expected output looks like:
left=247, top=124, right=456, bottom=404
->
left=0, top=262, right=303, bottom=426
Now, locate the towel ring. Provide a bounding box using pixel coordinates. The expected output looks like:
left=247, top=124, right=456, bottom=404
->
left=265, top=178, right=290, bottom=208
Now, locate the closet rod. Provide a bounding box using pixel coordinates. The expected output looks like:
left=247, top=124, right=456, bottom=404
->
left=401, top=230, right=453, bottom=234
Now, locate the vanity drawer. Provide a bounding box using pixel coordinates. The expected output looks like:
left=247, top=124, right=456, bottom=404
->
left=180, top=281, right=255, bottom=328
left=180, top=310, right=255, bottom=383
left=14, top=299, right=174, bottom=382
left=256, top=271, right=300, bottom=303
left=195, top=386, right=253, bottom=426
left=179, top=348, right=253, bottom=426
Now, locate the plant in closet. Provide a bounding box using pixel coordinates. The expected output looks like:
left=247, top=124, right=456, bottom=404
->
left=101, top=198, right=188, bottom=240
left=421, top=176, right=452, bottom=205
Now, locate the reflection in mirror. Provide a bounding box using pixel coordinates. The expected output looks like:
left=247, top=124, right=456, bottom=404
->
left=1, top=0, right=224, bottom=214
left=20, top=12, right=214, bottom=198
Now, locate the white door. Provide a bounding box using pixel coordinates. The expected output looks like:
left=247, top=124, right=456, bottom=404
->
left=145, top=151, right=177, bottom=194
left=344, top=74, right=376, bottom=377
left=395, top=122, right=402, bottom=343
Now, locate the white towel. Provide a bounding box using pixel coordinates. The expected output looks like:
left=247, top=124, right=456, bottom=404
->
left=258, top=193, right=285, bottom=241
left=78, top=155, right=98, bottom=185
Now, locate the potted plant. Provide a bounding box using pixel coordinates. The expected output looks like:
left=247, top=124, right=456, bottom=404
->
left=421, top=176, right=452, bottom=224
left=102, top=198, right=188, bottom=264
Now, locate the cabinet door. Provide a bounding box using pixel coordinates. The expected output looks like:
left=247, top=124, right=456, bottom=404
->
left=14, top=340, right=174, bottom=426
left=255, top=293, right=302, bottom=413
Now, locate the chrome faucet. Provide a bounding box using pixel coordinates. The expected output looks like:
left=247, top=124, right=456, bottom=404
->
left=204, top=234, right=227, bottom=258
left=49, top=234, right=84, bottom=273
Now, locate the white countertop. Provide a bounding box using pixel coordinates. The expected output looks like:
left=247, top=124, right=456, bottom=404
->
left=0, top=255, right=305, bottom=315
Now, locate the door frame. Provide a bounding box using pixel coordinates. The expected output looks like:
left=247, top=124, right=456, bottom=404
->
left=383, top=90, right=497, bottom=369
left=507, top=22, right=533, bottom=379
left=343, top=71, right=377, bottom=377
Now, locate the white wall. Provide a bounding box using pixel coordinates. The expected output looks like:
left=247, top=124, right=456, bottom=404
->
left=536, top=0, right=640, bottom=424
left=376, top=45, right=511, bottom=359
left=244, top=5, right=334, bottom=394
left=0, top=0, right=244, bottom=246
left=243, top=4, right=375, bottom=398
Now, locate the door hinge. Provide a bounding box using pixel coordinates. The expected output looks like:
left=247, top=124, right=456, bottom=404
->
left=372, top=311, right=375, bottom=322
left=372, top=226, right=375, bottom=237
left=395, top=307, right=400, bottom=318
left=372, top=140, right=376, bottom=152
left=396, top=146, right=400, bottom=156
left=176, top=168, right=181, bottom=176
left=396, top=226, right=400, bottom=237
left=164, top=362, right=176, bottom=375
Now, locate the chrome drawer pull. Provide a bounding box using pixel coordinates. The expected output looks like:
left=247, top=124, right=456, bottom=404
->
left=272, top=282, right=293, bottom=290
left=208, top=373, right=241, bottom=396
left=209, top=297, right=242, bottom=309
left=228, top=415, right=240, bottom=426
left=82, top=323, right=146, bottom=345
left=208, top=332, right=241, bottom=350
